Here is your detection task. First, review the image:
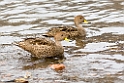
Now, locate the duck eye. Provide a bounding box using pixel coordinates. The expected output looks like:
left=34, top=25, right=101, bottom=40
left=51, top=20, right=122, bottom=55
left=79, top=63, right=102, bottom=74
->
left=61, top=34, right=63, bottom=36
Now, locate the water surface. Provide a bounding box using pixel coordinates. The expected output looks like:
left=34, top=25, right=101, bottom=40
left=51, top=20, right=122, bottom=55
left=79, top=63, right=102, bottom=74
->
left=0, top=0, right=124, bottom=83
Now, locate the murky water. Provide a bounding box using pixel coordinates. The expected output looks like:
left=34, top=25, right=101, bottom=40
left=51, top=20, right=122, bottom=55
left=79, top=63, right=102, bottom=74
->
left=0, top=0, right=124, bottom=83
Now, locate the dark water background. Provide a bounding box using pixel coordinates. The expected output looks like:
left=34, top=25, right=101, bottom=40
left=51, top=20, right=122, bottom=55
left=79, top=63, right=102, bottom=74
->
left=0, top=0, right=124, bottom=83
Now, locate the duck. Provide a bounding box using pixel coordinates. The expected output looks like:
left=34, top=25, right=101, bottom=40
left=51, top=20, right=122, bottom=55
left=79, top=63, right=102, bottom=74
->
left=43, top=15, right=90, bottom=38
left=15, top=32, right=68, bottom=58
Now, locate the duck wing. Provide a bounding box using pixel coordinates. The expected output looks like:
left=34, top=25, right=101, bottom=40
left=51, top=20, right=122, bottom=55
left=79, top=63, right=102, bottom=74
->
left=44, top=25, right=77, bottom=37
left=25, top=37, right=56, bottom=46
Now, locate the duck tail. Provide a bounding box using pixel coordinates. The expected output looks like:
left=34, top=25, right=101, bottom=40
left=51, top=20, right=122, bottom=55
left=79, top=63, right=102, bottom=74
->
left=42, top=33, right=54, bottom=37
left=12, top=41, right=19, bottom=46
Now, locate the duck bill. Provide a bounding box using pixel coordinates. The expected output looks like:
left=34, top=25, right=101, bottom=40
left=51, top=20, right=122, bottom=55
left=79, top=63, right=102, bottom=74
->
left=64, top=38, right=72, bottom=42
left=83, top=19, right=89, bottom=24
left=64, top=38, right=69, bottom=41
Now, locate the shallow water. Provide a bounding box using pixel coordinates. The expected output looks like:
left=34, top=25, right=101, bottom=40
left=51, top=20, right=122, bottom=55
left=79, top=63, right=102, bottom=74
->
left=0, top=0, right=124, bottom=83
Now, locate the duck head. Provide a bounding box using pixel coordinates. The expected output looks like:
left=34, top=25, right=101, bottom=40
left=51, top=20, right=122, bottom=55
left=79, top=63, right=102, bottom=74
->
left=54, top=31, right=69, bottom=41
left=74, top=15, right=90, bottom=26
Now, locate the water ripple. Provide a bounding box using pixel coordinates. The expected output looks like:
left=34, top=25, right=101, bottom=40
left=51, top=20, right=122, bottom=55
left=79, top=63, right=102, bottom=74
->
left=0, top=0, right=124, bottom=82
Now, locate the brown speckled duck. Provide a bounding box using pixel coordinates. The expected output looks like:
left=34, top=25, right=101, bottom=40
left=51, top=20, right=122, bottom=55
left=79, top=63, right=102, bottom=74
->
left=15, top=32, right=68, bottom=58
left=44, top=15, right=89, bottom=38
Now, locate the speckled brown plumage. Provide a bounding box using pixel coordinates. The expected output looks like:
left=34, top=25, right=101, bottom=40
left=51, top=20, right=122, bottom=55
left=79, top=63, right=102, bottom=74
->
left=16, top=32, right=68, bottom=58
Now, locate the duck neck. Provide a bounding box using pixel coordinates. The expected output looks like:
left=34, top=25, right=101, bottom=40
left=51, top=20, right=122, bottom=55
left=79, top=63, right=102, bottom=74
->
left=76, top=24, right=83, bottom=29
left=75, top=23, right=86, bottom=36
left=55, top=40, right=62, bottom=47
left=75, top=21, right=82, bottom=29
